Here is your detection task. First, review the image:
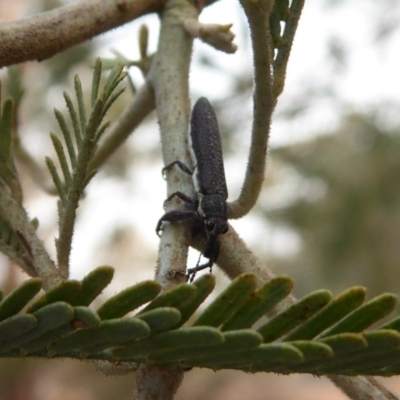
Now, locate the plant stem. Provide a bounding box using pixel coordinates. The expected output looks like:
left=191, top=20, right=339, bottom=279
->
left=150, top=0, right=198, bottom=289
left=0, top=188, right=61, bottom=290
left=228, top=0, right=275, bottom=219
left=133, top=0, right=199, bottom=398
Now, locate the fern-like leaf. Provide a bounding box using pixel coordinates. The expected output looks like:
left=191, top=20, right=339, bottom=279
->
left=0, top=268, right=400, bottom=377
left=45, top=59, right=127, bottom=276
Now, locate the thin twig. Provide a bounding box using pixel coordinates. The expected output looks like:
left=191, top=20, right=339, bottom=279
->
left=0, top=0, right=219, bottom=68
left=329, top=375, right=400, bottom=400
left=0, top=188, right=61, bottom=290
left=273, top=0, right=306, bottom=98
left=227, top=0, right=275, bottom=219
left=0, top=0, right=161, bottom=67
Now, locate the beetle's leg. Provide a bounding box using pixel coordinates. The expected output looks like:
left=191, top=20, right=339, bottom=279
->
left=187, top=258, right=214, bottom=283
left=187, top=236, right=220, bottom=282
left=162, top=161, right=193, bottom=179
left=158, top=191, right=196, bottom=234
left=156, top=209, right=195, bottom=236
left=164, top=191, right=194, bottom=205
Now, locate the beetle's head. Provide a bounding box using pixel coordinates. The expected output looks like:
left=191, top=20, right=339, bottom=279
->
left=198, top=193, right=228, bottom=237
left=204, top=216, right=229, bottom=237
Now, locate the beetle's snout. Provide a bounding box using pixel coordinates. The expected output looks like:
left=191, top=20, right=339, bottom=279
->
left=205, top=217, right=229, bottom=236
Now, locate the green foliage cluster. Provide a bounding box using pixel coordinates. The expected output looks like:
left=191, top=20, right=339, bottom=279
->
left=0, top=267, right=399, bottom=376
left=0, top=59, right=127, bottom=284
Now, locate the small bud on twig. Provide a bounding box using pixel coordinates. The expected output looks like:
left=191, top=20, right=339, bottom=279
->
left=183, top=19, right=237, bottom=54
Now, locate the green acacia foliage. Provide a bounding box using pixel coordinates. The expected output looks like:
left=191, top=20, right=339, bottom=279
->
left=0, top=267, right=399, bottom=377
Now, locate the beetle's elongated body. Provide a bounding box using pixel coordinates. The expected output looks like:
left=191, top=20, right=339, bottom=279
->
left=156, top=97, right=228, bottom=281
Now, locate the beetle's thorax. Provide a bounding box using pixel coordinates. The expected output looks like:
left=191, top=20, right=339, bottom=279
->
left=196, top=192, right=229, bottom=236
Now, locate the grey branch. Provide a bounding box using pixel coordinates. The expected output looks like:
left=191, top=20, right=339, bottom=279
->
left=227, top=0, right=275, bottom=219
left=0, top=0, right=219, bottom=68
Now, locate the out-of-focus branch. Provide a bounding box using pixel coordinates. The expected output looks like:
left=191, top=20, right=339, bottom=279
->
left=329, top=375, right=400, bottom=400
left=0, top=188, right=61, bottom=290
left=134, top=365, right=184, bottom=400
left=273, top=0, right=306, bottom=98
left=0, top=0, right=161, bottom=67
left=0, top=0, right=220, bottom=68
left=227, top=0, right=275, bottom=219
left=133, top=0, right=199, bottom=398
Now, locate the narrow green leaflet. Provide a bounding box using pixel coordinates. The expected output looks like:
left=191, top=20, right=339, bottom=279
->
left=97, top=280, right=161, bottom=319
left=193, top=273, right=257, bottom=327
left=139, top=284, right=196, bottom=315
left=319, top=333, right=367, bottom=354
left=50, top=318, right=150, bottom=355
left=285, top=286, right=366, bottom=341
left=175, top=274, right=215, bottom=326
left=257, top=290, right=332, bottom=342
left=288, top=341, right=333, bottom=362
left=0, top=314, right=37, bottom=342
left=317, top=330, right=400, bottom=374
left=221, top=276, right=293, bottom=331
left=136, top=307, right=181, bottom=334
left=71, top=266, right=114, bottom=306
left=73, top=306, right=101, bottom=328
left=0, top=302, right=74, bottom=353
left=289, top=333, right=367, bottom=373
left=0, top=278, right=42, bottom=321
left=193, top=343, right=303, bottom=370
left=21, top=307, right=100, bottom=353
left=319, top=293, right=397, bottom=338
left=27, top=281, right=81, bottom=313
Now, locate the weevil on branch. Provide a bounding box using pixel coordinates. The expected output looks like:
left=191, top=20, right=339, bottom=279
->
left=156, top=97, right=228, bottom=282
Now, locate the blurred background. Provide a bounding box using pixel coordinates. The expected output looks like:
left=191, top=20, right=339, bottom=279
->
left=1, top=0, right=400, bottom=398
